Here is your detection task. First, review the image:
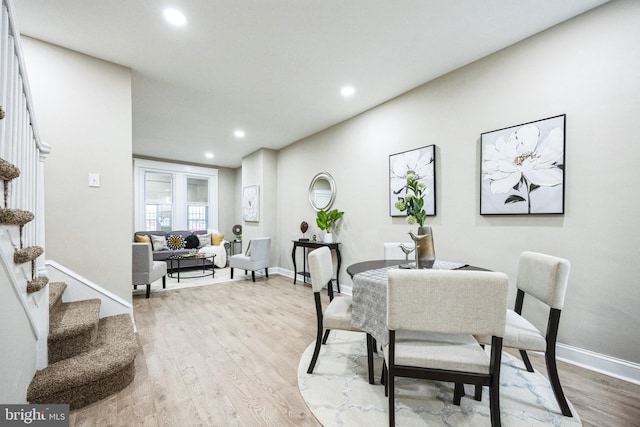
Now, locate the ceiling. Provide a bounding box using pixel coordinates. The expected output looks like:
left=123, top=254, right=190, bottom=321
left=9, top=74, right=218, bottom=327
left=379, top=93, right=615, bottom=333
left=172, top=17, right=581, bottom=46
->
left=12, top=0, right=608, bottom=168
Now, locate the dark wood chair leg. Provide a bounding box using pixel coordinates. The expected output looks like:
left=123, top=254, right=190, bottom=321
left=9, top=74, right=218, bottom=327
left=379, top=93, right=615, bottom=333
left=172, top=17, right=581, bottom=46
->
left=230, top=268, right=234, bottom=278
left=133, top=285, right=137, bottom=289
left=162, top=275, right=166, bottom=289
left=307, top=330, right=323, bottom=374
left=474, top=384, right=483, bottom=401
left=308, top=293, right=324, bottom=374
left=520, top=349, right=534, bottom=372
left=321, top=329, right=331, bottom=344
left=381, top=361, right=387, bottom=388
left=454, top=383, right=464, bottom=405
left=265, top=268, right=269, bottom=278
left=251, top=271, right=255, bottom=282
left=145, top=284, right=150, bottom=298
left=543, top=308, right=573, bottom=417
left=366, top=333, right=374, bottom=384
left=388, top=331, right=395, bottom=426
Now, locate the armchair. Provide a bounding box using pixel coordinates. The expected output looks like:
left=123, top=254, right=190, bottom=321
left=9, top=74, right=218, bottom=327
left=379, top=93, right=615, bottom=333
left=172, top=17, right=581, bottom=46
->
left=229, top=237, right=271, bottom=282
left=132, top=242, right=167, bottom=298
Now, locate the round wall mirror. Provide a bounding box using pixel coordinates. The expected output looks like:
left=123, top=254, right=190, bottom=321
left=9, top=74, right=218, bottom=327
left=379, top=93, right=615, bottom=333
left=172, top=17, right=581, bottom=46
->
left=309, top=172, right=336, bottom=211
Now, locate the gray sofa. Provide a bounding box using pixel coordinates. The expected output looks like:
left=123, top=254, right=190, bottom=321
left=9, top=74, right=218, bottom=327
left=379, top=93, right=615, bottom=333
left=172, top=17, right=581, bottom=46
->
left=133, top=230, right=230, bottom=269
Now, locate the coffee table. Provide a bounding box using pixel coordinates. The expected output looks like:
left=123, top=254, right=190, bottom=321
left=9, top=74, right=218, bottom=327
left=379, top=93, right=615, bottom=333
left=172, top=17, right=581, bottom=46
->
left=167, top=253, right=216, bottom=283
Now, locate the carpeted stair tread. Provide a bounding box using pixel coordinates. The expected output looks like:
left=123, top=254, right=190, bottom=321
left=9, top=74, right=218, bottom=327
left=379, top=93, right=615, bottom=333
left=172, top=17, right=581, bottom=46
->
left=0, top=208, right=34, bottom=226
left=27, top=276, right=49, bottom=294
left=27, top=314, right=138, bottom=409
left=0, top=158, right=20, bottom=181
left=48, top=299, right=101, bottom=363
left=48, top=282, right=67, bottom=312
left=13, top=245, right=43, bottom=264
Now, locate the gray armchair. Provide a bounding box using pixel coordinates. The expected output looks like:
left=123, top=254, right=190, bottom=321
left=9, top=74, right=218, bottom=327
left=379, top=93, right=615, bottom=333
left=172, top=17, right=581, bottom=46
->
left=132, top=242, right=167, bottom=298
left=229, top=237, right=271, bottom=282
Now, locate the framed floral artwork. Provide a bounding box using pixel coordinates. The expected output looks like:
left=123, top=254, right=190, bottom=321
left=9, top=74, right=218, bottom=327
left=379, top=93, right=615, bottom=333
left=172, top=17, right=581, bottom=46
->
left=480, top=114, right=565, bottom=215
left=242, top=185, right=259, bottom=222
left=389, top=144, right=436, bottom=217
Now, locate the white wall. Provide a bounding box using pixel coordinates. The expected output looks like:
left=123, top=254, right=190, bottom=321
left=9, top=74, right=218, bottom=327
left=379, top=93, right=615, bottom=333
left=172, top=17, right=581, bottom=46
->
left=275, top=0, right=640, bottom=364
left=241, top=148, right=278, bottom=249
left=21, top=37, right=134, bottom=302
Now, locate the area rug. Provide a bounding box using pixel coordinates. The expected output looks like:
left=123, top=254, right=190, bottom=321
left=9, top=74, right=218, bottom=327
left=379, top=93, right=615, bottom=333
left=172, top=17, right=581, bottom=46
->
left=298, top=330, right=581, bottom=426
left=132, top=267, right=243, bottom=296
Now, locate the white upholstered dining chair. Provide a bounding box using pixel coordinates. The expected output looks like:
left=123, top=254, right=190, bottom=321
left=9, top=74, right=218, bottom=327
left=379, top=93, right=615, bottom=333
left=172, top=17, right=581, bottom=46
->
left=476, top=251, right=573, bottom=417
left=384, top=269, right=508, bottom=427
left=307, top=247, right=373, bottom=382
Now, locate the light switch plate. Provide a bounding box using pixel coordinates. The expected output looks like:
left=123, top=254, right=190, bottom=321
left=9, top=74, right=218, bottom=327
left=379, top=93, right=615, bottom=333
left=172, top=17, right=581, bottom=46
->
left=89, top=173, right=100, bottom=187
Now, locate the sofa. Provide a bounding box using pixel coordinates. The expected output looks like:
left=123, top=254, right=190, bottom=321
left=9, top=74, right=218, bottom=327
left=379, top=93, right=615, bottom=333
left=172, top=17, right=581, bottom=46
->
left=133, top=229, right=230, bottom=269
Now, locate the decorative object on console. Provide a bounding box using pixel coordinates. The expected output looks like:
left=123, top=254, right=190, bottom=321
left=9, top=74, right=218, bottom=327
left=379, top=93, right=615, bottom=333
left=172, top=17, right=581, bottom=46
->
left=316, top=208, right=344, bottom=243
left=300, top=221, right=309, bottom=241
left=232, top=224, right=242, bottom=241
left=389, top=144, right=435, bottom=217
left=242, top=185, right=259, bottom=222
left=481, top=114, right=565, bottom=215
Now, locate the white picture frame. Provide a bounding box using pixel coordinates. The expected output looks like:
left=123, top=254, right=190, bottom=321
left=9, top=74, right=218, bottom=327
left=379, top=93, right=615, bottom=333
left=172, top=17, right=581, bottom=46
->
left=242, top=185, right=260, bottom=222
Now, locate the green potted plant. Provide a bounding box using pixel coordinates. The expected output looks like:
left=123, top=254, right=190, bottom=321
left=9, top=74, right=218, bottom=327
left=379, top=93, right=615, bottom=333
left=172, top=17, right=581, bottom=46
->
left=316, top=208, right=344, bottom=243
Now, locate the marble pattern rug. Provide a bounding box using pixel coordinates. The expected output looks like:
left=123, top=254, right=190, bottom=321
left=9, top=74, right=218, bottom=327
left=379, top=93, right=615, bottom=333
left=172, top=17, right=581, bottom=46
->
left=298, top=330, right=581, bottom=426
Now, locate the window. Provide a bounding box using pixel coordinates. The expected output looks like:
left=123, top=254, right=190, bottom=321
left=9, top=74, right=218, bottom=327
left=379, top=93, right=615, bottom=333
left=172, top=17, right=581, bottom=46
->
left=144, top=173, right=173, bottom=231
left=187, top=177, right=209, bottom=231
left=134, top=159, right=219, bottom=233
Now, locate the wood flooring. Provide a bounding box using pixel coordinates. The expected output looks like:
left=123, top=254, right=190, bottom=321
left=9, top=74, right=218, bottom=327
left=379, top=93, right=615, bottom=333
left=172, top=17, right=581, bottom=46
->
left=68, top=275, right=640, bottom=427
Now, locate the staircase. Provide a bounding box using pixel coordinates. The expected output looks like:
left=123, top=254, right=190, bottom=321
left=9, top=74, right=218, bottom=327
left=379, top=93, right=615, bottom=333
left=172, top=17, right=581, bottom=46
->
left=1, top=156, right=138, bottom=409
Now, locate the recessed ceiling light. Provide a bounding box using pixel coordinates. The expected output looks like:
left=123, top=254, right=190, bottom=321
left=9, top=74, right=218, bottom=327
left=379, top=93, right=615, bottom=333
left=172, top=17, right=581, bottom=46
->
left=163, top=8, right=187, bottom=26
left=234, top=130, right=246, bottom=138
left=205, top=152, right=214, bottom=159
left=341, top=85, right=355, bottom=97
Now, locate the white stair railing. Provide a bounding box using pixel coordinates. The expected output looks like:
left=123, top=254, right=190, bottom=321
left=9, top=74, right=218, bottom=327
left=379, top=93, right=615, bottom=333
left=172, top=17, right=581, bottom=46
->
left=1, top=0, right=51, bottom=254
left=0, top=0, right=52, bottom=404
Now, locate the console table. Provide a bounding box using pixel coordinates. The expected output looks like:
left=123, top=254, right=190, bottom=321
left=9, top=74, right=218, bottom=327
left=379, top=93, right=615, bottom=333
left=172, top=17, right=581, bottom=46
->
left=291, top=240, right=342, bottom=293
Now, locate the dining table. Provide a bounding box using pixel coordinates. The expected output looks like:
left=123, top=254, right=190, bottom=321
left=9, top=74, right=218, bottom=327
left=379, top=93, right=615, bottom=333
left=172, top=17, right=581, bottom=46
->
left=348, top=259, right=487, bottom=348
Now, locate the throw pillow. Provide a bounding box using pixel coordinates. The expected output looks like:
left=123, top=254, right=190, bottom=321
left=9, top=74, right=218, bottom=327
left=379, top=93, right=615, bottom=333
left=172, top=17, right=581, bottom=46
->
left=167, top=234, right=185, bottom=250
left=185, top=234, right=199, bottom=249
left=212, top=233, right=224, bottom=246
left=135, top=234, right=151, bottom=244
left=151, top=234, right=168, bottom=251
left=197, top=233, right=211, bottom=248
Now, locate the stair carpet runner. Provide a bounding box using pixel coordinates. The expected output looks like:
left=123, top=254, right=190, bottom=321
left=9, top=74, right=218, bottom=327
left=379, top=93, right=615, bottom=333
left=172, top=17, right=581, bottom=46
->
left=1, top=156, right=138, bottom=410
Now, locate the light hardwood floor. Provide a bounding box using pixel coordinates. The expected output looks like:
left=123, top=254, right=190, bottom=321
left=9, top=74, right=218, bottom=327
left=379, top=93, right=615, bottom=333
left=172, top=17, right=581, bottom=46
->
left=69, top=274, right=640, bottom=426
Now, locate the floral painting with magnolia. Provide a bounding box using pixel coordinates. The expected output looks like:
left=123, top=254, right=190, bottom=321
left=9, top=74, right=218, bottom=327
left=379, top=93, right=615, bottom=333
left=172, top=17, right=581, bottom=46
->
left=389, top=145, right=435, bottom=217
left=481, top=115, right=565, bottom=214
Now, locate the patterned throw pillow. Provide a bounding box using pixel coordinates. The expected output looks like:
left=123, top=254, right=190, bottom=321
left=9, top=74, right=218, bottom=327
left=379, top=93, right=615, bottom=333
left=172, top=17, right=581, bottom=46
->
left=167, top=234, right=185, bottom=250
left=151, top=235, right=168, bottom=251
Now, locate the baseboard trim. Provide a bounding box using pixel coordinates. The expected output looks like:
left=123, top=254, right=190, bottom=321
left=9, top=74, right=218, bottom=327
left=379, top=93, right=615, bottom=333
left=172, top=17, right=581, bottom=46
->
left=557, top=343, right=640, bottom=385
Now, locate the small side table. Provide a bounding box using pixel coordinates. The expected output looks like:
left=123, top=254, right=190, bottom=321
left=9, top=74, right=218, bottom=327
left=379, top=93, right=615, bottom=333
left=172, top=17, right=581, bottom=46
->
left=231, top=240, right=242, bottom=256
